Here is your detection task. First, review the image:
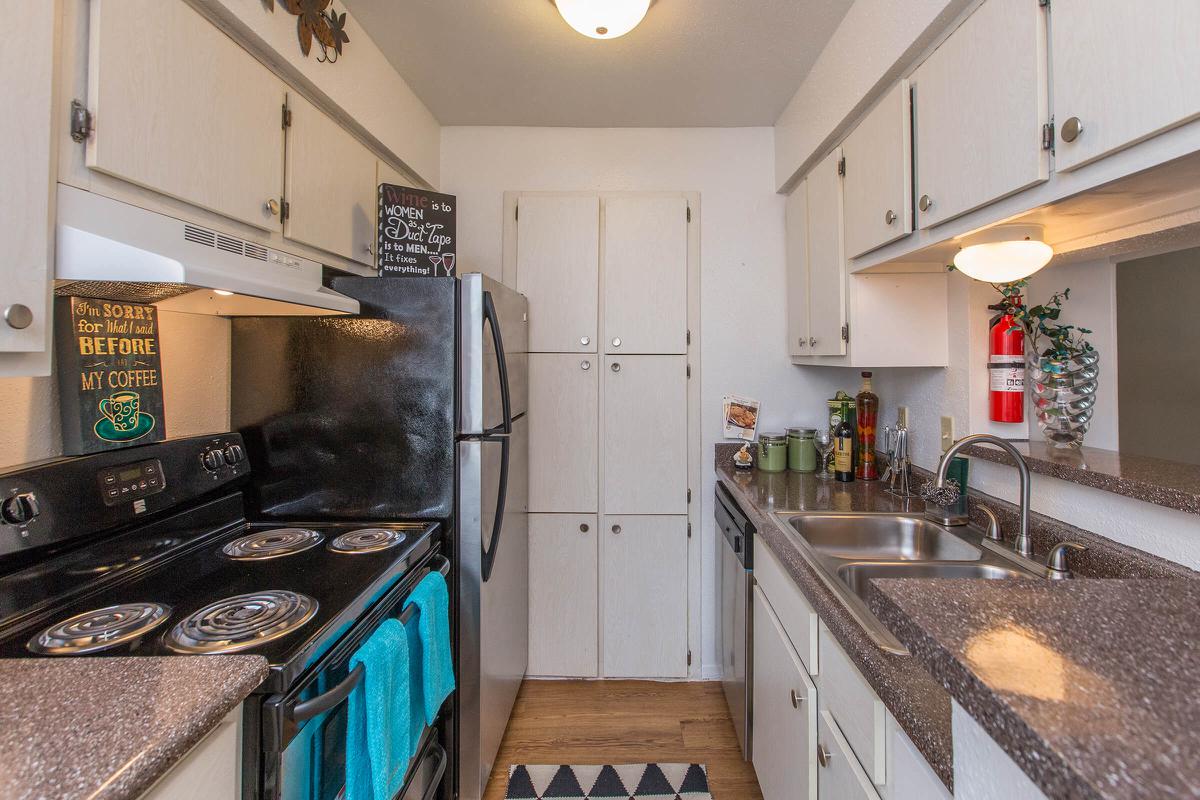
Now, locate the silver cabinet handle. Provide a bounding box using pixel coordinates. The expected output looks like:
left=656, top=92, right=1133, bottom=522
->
left=809, top=337, right=817, bottom=347
left=611, top=362, right=621, bottom=373
left=611, top=524, right=622, bottom=534
left=580, top=336, right=590, bottom=346
left=816, top=744, right=832, bottom=768
left=581, top=360, right=591, bottom=371
left=1061, top=116, right=1084, bottom=143
left=612, top=337, right=622, bottom=347
left=918, top=194, right=933, bottom=212
left=579, top=523, right=589, bottom=533
left=884, top=209, right=897, bottom=225
left=790, top=689, right=802, bottom=708
left=4, top=304, right=33, bottom=330
left=264, top=198, right=280, bottom=216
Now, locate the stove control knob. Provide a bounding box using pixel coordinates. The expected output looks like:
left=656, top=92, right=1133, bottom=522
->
left=222, top=444, right=245, bottom=465
left=2, top=493, right=39, bottom=525
left=202, top=449, right=226, bottom=471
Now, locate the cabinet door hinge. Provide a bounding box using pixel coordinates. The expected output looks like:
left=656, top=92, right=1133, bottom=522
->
left=281, top=103, right=292, bottom=129
left=686, top=363, right=691, bottom=379
left=841, top=323, right=850, bottom=342
left=686, top=206, right=691, bottom=223
left=687, top=650, right=692, bottom=667
left=515, top=204, right=519, bottom=221
left=1041, top=119, right=1056, bottom=154
left=687, top=522, right=692, bottom=539
left=687, top=488, right=692, bottom=504
left=1038, top=0, right=1050, bottom=7
left=837, top=156, right=846, bottom=177
left=281, top=200, right=291, bottom=222
left=69, top=99, right=92, bottom=143
left=686, top=329, right=691, bottom=346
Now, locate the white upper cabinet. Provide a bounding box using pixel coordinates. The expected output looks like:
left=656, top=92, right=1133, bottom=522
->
left=87, top=0, right=285, bottom=232
left=785, top=180, right=810, bottom=358
left=842, top=81, right=913, bottom=258
left=806, top=148, right=847, bottom=356
left=912, top=0, right=1048, bottom=228
left=516, top=196, right=600, bottom=353
left=1051, top=0, right=1200, bottom=171
left=602, top=196, right=689, bottom=355
left=283, top=92, right=377, bottom=266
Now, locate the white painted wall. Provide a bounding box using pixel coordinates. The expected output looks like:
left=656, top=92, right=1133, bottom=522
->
left=440, top=126, right=848, bottom=674
left=0, top=311, right=230, bottom=470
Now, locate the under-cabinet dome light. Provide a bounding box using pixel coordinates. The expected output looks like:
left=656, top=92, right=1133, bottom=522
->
left=953, top=224, right=1054, bottom=283
left=555, top=0, right=652, bottom=39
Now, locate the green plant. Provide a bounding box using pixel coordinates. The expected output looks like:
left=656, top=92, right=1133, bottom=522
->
left=994, top=280, right=1094, bottom=365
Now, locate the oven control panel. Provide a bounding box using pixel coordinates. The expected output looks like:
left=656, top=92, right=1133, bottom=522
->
left=97, top=459, right=165, bottom=507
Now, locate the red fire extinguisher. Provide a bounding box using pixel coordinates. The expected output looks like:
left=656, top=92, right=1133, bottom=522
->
left=988, top=296, right=1025, bottom=424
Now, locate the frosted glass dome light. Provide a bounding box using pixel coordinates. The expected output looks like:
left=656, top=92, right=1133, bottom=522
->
left=555, top=0, right=652, bottom=39
left=953, top=224, right=1054, bottom=283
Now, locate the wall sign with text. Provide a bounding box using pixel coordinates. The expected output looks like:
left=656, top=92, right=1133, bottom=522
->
left=377, top=184, right=457, bottom=277
left=55, top=297, right=166, bottom=455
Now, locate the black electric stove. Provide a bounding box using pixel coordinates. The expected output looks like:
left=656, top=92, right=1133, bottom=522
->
left=0, top=433, right=452, bottom=800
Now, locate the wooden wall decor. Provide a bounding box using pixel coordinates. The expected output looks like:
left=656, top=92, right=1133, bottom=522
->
left=265, top=0, right=350, bottom=62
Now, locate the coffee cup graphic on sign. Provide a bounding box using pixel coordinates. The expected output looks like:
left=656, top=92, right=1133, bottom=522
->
left=96, top=391, right=156, bottom=442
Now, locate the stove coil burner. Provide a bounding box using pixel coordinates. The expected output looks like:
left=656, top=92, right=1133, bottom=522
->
left=28, top=602, right=171, bottom=655
left=328, top=528, right=408, bottom=554
left=222, top=528, right=324, bottom=560
left=166, top=590, right=317, bottom=654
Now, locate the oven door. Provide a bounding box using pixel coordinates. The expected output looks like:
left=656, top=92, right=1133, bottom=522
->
left=261, top=551, right=452, bottom=800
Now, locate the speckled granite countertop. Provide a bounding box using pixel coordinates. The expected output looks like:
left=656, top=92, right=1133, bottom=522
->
left=715, top=462, right=957, bottom=790
left=0, top=655, right=268, bottom=800
left=870, top=579, right=1200, bottom=800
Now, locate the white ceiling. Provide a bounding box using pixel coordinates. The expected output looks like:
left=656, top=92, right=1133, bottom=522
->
left=343, top=0, right=854, bottom=127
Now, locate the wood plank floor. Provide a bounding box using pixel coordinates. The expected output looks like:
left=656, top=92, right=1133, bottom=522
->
left=483, top=680, right=764, bottom=800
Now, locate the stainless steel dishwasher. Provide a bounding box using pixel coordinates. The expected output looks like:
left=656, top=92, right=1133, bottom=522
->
left=716, top=480, right=755, bottom=760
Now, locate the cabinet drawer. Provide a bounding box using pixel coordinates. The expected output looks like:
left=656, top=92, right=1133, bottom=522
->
left=816, top=621, right=886, bottom=784
left=753, top=541, right=818, bottom=675
left=816, top=710, right=882, bottom=800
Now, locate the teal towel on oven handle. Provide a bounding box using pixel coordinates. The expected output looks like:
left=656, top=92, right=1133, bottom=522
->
left=403, top=570, right=456, bottom=723
left=345, top=618, right=414, bottom=800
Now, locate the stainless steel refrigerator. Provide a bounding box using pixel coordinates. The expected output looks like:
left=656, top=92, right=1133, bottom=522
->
left=230, top=273, right=529, bottom=800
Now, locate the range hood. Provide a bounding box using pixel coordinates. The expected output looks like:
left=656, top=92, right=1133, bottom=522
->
left=55, top=185, right=359, bottom=316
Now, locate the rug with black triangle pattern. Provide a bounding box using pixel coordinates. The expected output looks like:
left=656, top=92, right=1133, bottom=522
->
left=505, top=763, right=711, bottom=799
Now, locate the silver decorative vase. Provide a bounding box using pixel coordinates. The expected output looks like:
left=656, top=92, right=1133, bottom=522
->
left=1027, top=351, right=1099, bottom=448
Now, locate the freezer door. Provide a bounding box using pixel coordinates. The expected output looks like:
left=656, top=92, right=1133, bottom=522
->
left=460, top=273, right=529, bottom=435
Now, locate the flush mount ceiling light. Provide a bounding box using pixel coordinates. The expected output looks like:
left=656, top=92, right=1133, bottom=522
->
left=554, top=0, right=652, bottom=39
left=952, top=224, right=1054, bottom=283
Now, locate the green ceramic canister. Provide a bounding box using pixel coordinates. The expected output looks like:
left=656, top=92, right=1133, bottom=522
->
left=787, top=427, right=818, bottom=472
left=757, top=433, right=788, bottom=473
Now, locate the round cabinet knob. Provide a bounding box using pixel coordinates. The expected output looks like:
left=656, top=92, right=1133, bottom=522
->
left=579, top=523, right=589, bottom=533
left=918, top=194, right=934, bottom=213
left=1, top=493, right=39, bottom=525
left=790, top=689, right=802, bottom=708
left=884, top=209, right=897, bottom=225
left=581, top=360, right=591, bottom=371
left=580, top=336, right=590, bottom=346
left=4, top=304, right=33, bottom=330
left=1061, top=116, right=1084, bottom=143
left=610, top=362, right=621, bottom=373
left=612, top=337, right=622, bottom=348
left=798, top=338, right=807, bottom=348
left=265, top=198, right=281, bottom=216
left=816, top=744, right=832, bottom=768
left=611, top=524, right=622, bottom=534
left=809, top=337, right=817, bottom=347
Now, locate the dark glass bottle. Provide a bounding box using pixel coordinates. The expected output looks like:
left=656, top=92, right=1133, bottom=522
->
left=856, top=371, right=880, bottom=480
left=834, top=415, right=855, bottom=482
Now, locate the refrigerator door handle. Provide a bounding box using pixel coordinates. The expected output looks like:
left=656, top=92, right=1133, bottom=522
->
left=482, top=290, right=513, bottom=436
left=481, top=434, right=509, bottom=583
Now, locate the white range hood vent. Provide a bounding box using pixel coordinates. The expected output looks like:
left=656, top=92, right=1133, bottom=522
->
left=54, top=185, right=359, bottom=316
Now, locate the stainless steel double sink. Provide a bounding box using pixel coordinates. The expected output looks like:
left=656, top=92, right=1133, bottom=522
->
left=771, top=512, right=1038, bottom=655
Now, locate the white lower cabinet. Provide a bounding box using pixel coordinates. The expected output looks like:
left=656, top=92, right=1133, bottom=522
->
left=888, top=716, right=952, bottom=800
left=527, top=514, right=598, bottom=677
left=138, top=707, right=241, bottom=800
left=752, top=586, right=817, bottom=800
left=816, top=622, right=887, bottom=785
left=816, top=710, right=882, bottom=800
left=601, top=515, right=688, bottom=678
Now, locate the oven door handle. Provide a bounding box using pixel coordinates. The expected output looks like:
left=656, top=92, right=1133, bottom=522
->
left=418, top=742, right=449, bottom=800
left=287, top=555, right=451, bottom=723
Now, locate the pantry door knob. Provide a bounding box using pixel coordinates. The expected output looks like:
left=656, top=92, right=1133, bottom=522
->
left=581, top=360, right=591, bottom=371
left=611, top=524, right=622, bottom=534
left=1061, top=116, right=1084, bottom=143
left=580, top=336, right=590, bottom=346
left=265, top=198, right=280, bottom=216
left=809, top=337, right=817, bottom=347
left=884, top=209, right=897, bottom=225
left=798, top=338, right=807, bottom=348
left=918, top=194, right=934, bottom=212
left=816, top=744, right=832, bottom=768
left=611, top=362, right=621, bottom=373
left=612, top=337, right=621, bottom=348
left=579, top=523, right=589, bottom=533
left=4, top=304, right=33, bottom=330
left=790, top=689, right=802, bottom=708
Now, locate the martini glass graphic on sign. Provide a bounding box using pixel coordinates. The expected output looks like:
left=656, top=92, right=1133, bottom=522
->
left=428, top=255, right=443, bottom=275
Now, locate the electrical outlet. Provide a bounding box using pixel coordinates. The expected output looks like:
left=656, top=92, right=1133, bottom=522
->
left=897, top=406, right=910, bottom=428
left=940, top=416, right=955, bottom=453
